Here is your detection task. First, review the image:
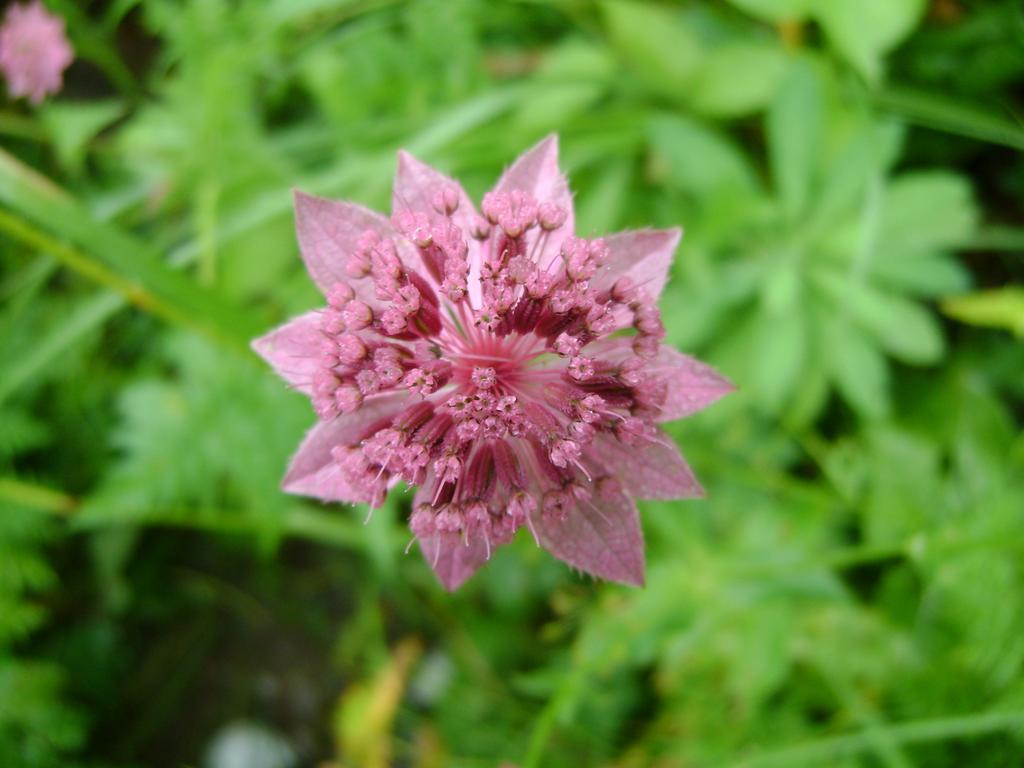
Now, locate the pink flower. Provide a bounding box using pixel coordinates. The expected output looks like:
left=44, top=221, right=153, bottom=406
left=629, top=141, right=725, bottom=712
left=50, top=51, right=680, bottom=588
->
left=0, top=1, right=72, bottom=105
left=254, top=136, right=733, bottom=590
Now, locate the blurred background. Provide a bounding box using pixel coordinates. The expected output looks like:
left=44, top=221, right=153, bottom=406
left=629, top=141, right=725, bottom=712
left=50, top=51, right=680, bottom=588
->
left=1, top=0, right=1023, bottom=766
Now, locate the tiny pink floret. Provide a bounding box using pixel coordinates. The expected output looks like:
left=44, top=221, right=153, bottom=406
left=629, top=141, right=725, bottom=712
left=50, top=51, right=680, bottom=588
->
left=0, top=1, right=73, bottom=105
left=253, top=135, right=733, bottom=590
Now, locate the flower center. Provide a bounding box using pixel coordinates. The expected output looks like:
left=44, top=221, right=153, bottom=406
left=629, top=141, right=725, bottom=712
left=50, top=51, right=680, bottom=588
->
left=448, top=331, right=545, bottom=393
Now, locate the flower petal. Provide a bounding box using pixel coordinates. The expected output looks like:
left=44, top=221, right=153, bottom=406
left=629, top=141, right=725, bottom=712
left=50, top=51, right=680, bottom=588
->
left=598, top=228, right=682, bottom=303
left=282, top=394, right=408, bottom=502
left=294, top=189, right=402, bottom=304
left=393, top=150, right=479, bottom=233
left=535, top=482, right=645, bottom=586
left=492, top=134, right=574, bottom=269
left=589, top=432, right=704, bottom=500
left=418, top=532, right=491, bottom=591
left=251, top=311, right=322, bottom=395
left=644, top=345, right=735, bottom=422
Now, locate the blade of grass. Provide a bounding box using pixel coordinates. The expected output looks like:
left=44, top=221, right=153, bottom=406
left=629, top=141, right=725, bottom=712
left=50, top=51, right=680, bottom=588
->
left=0, top=148, right=263, bottom=353
left=0, top=291, right=123, bottom=406
left=0, top=477, right=76, bottom=514
left=730, top=710, right=1024, bottom=767
left=874, top=86, right=1024, bottom=151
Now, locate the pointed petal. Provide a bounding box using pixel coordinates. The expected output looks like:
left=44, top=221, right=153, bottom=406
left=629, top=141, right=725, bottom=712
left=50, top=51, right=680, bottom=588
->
left=493, top=134, right=574, bottom=268
left=282, top=394, right=407, bottom=501
left=535, top=482, right=645, bottom=586
left=589, top=432, right=704, bottom=500
left=644, top=345, right=735, bottom=422
left=598, top=228, right=682, bottom=303
left=393, top=150, right=479, bottom=233
left=251, top=311, right=322, bottom=395
left=418, top=532, right=490, bottom=591
left=293, top=189, right=400, bottom=304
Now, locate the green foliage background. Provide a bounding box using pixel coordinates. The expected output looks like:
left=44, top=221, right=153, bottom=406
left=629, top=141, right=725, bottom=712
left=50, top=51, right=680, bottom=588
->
left=1, top=0, right=1023, bottom=766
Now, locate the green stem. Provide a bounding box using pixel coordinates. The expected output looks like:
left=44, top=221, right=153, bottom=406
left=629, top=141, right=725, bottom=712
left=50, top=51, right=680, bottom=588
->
left=0, top=111, right=45, bottom=142
left=523, top=662, right=588, bottom=768
left=730, top=710, right=1024, bottom=767
left=873, top=86, right=1024, bottom=151
left=0, top=208, right=219, bottom=346
left=0, top=147, right=263, bottom=354
left=961, top=226, right=1024, bottom=252
left=0, top=477, right=76, bottom=514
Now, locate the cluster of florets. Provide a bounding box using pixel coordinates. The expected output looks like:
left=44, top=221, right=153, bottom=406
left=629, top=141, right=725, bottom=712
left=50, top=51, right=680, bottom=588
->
left=299, top=181, right=675, bottom=559
left=0, top=1, right=73, bottom=104
left=255, top=138, right=734, bottom=588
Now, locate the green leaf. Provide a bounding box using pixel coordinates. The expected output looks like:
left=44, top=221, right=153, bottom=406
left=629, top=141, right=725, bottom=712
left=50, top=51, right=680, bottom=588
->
left=38, top=101, right=123, bottom=174
left=688, top=43, right=789, bottom=118
left=869, top=255, right=970, bottom=298
left=815, top=271, right=946, bottom=365
left=600, top=0, right=703, bottom=98
left=824, top=315, right=891, bottom=420
left=648, top=115, right=758, bottom=197
left=942, top=289, right=1024, bottom=338
left=878, top=172, right=978, bottom=255
left=815, top=0, right=927, bottom=82
left=753, top=302, right=806, bottom=413
left=726, top=0, right=811, bottom=23
left=767, top=61, right=822, bottom=221
left=812, top=120, right=903, bottom=229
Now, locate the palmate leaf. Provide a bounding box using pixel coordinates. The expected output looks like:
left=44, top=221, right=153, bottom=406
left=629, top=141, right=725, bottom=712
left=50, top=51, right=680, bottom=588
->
left=680, top=60, right=978, bottom=422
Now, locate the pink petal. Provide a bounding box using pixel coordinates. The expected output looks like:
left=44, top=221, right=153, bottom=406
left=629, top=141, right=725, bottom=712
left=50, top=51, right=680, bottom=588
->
left=393, top=150, right=479, bottom=234
left=418, top=531, right=491, bottom=591
left=588, top=432, right=704, bottom=500
left=251, top=311, right=322, bottom=395
left=535, top=482, right=645, bottom=586
left=643, top=345, right=735, bottom=422
left=282, top=394, right=408, bottom=502
left=294, top=190, right=411, bottom=305
left=492, top=134, right=574, bottom=269
left=598, top=228, right=682, bottom=303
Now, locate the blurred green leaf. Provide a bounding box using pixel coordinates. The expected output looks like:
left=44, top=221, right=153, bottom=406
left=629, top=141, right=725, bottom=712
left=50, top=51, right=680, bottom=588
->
left=38, top=101, right=123, bottom=175
left=689, top=43, right=789, bottom=118
left=753, top=304, right=806, bottom=412
left=601, top=0, right=703, bottom=98
left=943, top=289, right=1024, bottom=338
left=768, top=61, right=822, bottom=220
left=877, top=172, right=978, bottom=255
left=726, top=0, right=810, bottom=23
left=649, top=114, right=758, bottom=196
left=816, top=271, right=945, bottom=365
left=825, top=315, right=891, bottom=419
left=816, top=0, right=927, bottom=82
